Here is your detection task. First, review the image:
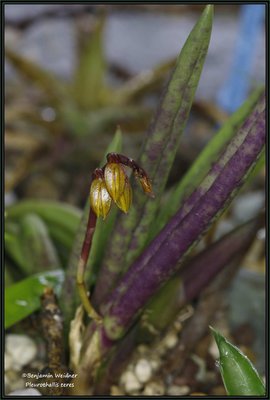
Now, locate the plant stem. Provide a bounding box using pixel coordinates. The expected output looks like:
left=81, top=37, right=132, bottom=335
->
left=76, top=206, right=102, bottom=323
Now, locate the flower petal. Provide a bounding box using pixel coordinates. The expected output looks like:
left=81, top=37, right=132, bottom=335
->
left=104, top=163, right=127, bottom=202
left=90, top=178, right=112, bottom=219
left=116, top=178, right=132, bottom=213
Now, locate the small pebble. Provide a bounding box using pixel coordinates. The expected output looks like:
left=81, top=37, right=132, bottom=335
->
left=5, top=354, right=13, bottom=371
left=134, top=358, right=152, bottom=383
left=167, top=384, right=190, bottom=395
left=5, top=335, right=37, bottom=370
left=120, top=371, right=142, bottom=393
left=163, top=332, right=178, bottom=349
left=143, top=381, right=165, bottom=395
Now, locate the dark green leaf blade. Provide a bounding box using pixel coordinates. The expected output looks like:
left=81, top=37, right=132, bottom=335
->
left=210, top=327, right=265, bottom=396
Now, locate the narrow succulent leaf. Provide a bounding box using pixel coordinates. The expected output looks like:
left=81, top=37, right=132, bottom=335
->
left=18, top=213, right=61, bottom=273
left=45, top=224, right=76, bottom=253
left=100, top=94, right=265, bottom=340
left=60, top=128, right=122, bottom=323
left=5, top=270, right=64, bottom=329
left=152, top=86, right=264, bottom=237
left=73, top=17, right=106, bottom=109
left=7, top=201, right=81, bottom=270
left=7, top=200, right=81, bottom=236
left=5, top=222, right=27, bottom=272
left=5, top=48, right=69, bottom=106
left=94, top=5, right=214, bottom=304
left=246, top=146, right=265, bottom=182
left=141, top=276, right=183, bottom=337
left=141, top=216, right=261, bottom=336
left=210, top=327, right=265, bottom=395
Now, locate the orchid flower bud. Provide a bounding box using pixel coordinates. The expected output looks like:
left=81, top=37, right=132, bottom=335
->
left=134, top=172, right=155, bottom=198
left=90, top=178, right=112, bottom=219
left=104, top=162, right=127, bottom=202
left=116, top=177, right=133, bottom=213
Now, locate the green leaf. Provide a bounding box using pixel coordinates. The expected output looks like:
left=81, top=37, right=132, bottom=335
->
left=152, top=87, right=264, bottom=237
left=5, top=222, right=28, bottom=273
left=73, top=17, right=106, bottom=110
left=4, top=231, right=14, bottom=243
left=18, top=213, right=62, bottom=274
left=5, top=264, right=14, bottom=287
left=94, top=5, right=214, bottom=302
left=5, top=270, right=64, bottom=329
left=7, top=200, right=81, bottom=238
left=210, top=327, right=265, bottom=396
left=7, top=201, right=81, bottom=267
left=60, top=127, right=123, bottom=325
left=247, top=147, right=265, bottom=182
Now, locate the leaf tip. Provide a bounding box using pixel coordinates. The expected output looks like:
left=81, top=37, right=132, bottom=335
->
left=209, top=325, right=223, bottom=347
left=205, top=4, right=214, bottom=17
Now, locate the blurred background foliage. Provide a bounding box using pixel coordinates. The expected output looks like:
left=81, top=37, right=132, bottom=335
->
left=4, top=4, right=265, bottom=396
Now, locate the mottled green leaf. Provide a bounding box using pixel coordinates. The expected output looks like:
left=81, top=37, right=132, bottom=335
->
left=94, top=5, right=214, bottom=303
left=151, top=86, right=264, bottom=237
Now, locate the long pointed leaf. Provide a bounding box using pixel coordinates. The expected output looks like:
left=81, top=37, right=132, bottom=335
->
left=211, top=327, right=265, bottom=395
left=141, top=215, right=261, bottom=337
left=94, top=5, right=214, bottom=304
left=151, top=86, right=264, bottom=237
left=100, top=93, right=265, bottom=340
left=73, top=17, right=106, bottom=109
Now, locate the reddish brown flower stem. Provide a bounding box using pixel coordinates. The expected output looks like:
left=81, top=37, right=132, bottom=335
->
left=76, top=202, right=102, bottom=323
